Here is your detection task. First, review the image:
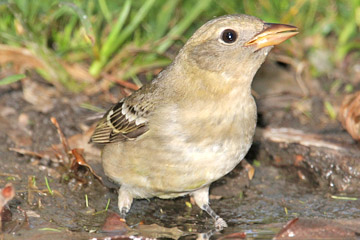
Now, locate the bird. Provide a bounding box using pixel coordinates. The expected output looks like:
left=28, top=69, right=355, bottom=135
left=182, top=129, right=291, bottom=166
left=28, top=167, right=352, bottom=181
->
left=90, top=14, right=298, bottom=230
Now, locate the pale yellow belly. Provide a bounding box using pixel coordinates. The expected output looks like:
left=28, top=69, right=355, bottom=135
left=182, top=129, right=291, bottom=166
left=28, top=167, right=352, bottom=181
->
left=102, top=132, right=253, bottom=199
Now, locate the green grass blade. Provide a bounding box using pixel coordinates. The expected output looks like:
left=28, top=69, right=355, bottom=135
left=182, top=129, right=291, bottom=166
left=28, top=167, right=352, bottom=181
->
left=0, top=74, right=26, bottom=86
left=58, top=2, right=95, bottom=45
left=108, top=0, right=156, bottom=53
left=324, top=101, right=337, bottom=120
left=98, top=0, right=112, bottom=23
left=156, top=0, right=211, bottom=54
left=154, top=0, right=180, bottom=39
left=89, top=0, right=131, bottom=76
left=44, top=176, right=54, bottom=196
left=100, top=0, right=131, bottom=59
left=90, top=0, right=156, bottom=76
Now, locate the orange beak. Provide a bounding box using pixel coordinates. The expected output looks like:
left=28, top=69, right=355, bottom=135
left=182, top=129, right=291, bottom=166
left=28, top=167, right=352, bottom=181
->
left=244, top=23, right=298, bottom=50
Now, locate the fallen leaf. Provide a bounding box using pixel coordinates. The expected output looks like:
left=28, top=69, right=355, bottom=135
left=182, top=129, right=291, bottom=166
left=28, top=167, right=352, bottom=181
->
left=71, top=148, right=103, bottom=183
left=101, top=212, right=130, bottom=234
left=1, top=184, right=15, bottom=202
left=0, top=183, right=15, bottom=231
left=0, top=44, right=82, bottom=90
left=0, top=45, right=45, bottom=72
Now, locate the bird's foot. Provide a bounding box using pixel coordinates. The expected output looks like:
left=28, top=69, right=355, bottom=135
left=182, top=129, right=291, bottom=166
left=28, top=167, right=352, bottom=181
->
left=201, top=204, right=228, bottom=230
left=214, top=216, right=228, bottom=231
left=118, top=186, right=133, bottom=220
left=192, top=187, right=228, bottom=231
left=120, top=207, right=129, bottom=220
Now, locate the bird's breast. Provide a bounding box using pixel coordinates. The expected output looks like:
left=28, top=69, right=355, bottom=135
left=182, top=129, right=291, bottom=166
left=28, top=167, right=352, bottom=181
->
left=153, top=94, right=257, bottom=183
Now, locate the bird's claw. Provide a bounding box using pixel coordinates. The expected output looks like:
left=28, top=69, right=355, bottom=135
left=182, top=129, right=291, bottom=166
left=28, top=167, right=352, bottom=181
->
left=120, top=207, right=129, bottom=220
left=215, top=217, right=228, bottom=231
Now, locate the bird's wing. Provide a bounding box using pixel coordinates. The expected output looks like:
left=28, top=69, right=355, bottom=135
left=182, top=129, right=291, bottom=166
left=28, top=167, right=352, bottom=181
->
left=90, top=97, right=151, bottom=144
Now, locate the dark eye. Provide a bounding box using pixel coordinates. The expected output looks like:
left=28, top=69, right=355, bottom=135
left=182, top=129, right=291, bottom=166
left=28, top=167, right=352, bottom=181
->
left=221, top=29, right=237, bottom=44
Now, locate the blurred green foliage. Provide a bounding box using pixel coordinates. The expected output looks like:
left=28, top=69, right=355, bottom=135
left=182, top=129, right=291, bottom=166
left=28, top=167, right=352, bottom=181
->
left=0, top=0, right=359, bottom=91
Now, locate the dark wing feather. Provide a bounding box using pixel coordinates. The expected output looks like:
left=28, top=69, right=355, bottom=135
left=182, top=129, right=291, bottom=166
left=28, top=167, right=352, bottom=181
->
left=90, top=100, right=149, bottom=144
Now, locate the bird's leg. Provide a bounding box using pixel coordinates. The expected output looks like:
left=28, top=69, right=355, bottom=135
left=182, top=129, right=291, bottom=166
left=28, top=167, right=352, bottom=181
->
left=192, top=186, right=228, bottom=230
left=118, top=186, right=133, bottom=219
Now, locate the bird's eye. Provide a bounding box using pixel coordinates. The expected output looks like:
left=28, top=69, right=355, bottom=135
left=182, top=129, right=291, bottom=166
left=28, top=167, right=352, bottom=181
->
left=221, top=29, right=237, bottom=44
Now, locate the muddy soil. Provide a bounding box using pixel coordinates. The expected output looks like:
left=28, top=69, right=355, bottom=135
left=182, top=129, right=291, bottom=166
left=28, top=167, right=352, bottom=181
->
left=0, top=61, right=359, bottom=239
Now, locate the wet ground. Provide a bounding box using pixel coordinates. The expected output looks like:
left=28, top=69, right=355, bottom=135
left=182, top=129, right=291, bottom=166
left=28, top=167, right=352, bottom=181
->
left=2, top=147, right=359, bottom=239
left=1, top=62, right=360, bottom=239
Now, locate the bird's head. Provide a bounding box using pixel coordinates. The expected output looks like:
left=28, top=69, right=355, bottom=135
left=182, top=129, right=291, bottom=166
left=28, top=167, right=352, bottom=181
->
left=178, top=14, right=298, bottom=87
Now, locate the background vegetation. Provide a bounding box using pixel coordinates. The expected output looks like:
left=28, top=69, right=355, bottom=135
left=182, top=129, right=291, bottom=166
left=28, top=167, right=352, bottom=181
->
left=0, top=0, right=359, bottom=96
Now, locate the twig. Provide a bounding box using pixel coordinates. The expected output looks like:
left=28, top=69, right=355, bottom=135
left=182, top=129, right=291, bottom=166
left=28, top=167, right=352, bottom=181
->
left=8, top=148, right=44, bottom=159
left=50, top=117, right=71, bottom=165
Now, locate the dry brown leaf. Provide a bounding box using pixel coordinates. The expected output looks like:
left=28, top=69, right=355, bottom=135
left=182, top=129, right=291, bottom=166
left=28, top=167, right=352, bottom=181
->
left=0, top=183, right=15, bottom=232
left=339, top=91, right=360, bottom=141
left=71, top=148, right=103, bottom=183
left=101, top=212, right=129, bottom=233
left=0, top=184, right=15, bottom=207
left=0, top=45, right=45, bottom=72
left=50, top=117, right=103, bottom=183
left=0, top=45, right=90, bottom=89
